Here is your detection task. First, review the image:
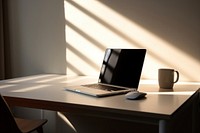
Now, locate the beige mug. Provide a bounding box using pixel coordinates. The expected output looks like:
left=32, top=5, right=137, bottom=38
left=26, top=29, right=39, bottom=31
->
left=158, top=68, right=179, bottom=89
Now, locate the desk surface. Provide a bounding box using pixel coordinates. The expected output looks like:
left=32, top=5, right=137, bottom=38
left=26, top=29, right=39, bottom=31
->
left=0, top=74, right=200, bottom=121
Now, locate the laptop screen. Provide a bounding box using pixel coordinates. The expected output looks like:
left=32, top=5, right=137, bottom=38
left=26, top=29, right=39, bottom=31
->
left=98, top=49, right=146, bottom=88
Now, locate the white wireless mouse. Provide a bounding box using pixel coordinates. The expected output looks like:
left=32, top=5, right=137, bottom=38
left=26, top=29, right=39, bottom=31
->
left=125, top=91, right=147, bottom=100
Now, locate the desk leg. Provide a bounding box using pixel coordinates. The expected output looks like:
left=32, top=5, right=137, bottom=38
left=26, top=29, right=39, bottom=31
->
left=159, top=120, right=171, bottom=133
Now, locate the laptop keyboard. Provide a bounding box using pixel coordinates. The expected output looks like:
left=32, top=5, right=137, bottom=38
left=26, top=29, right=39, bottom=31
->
left=82, top=84, right=126, bottom=91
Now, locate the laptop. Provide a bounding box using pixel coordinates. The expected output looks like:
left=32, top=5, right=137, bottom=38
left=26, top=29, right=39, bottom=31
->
left=65, top=48, right=146, bottom=97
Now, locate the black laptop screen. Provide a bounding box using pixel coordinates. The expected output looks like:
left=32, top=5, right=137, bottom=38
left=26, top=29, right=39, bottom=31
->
left=98, top=49, right=146, bottom=88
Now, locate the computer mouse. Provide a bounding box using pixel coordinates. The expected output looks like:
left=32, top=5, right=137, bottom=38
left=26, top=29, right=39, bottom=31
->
left=125, top=91, right=147, bottom=100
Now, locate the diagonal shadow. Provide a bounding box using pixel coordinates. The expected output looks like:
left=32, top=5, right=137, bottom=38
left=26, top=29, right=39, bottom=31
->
left=99, top=0, right=200, bottom=62
left=66, top=20, right=105, bottom=51
left=67, top=0, right=142, bottom=48
left=67, top=42, right=100, bottom=71
left=66, top=0, right=197, bottom=80
left=67, top=61, right=85, bottom=75
left=96, top=1, right=199, bottom=81
left=66, top=0, right=174, bottom=67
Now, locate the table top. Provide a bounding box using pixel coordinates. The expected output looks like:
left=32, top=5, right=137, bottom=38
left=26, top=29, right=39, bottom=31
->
left=1, top=74, right=200, bottom=120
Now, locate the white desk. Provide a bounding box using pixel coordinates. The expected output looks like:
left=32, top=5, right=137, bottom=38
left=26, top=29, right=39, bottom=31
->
left=0, top=74, right=200, bottom=133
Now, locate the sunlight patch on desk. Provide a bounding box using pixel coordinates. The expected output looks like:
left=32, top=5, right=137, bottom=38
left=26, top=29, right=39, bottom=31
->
left=61, top=76, right=97, bottom=85
left=64, top=0, right=200, bottom=81
left=147, top=91, right=195, bottom=95
left=0, top=84, right=17, bottom=89
left=36, top=75, right=68, bottom=83
left=140, top=80, right=200, bottom=85
left=11, top=84, right=50, bottom=93
left=176, top=82, right=200, bottom=85
left=7, top=75, right=55, bottom=83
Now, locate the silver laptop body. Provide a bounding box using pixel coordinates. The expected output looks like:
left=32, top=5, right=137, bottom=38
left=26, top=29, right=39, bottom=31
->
left=65, top=48, right=146, bottom=97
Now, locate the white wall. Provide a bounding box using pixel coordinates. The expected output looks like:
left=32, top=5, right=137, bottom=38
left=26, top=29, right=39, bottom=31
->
left=8, top=0, right=200, bottom=81
left=65, top=0, right=200, bottom=81
left=7, top=1, right=67, bottom=133
left=8, top=0, right=66, bottom=77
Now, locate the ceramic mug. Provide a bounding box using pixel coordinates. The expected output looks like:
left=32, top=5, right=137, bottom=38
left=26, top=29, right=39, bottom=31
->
left=158, top=68, right=179, bottom=89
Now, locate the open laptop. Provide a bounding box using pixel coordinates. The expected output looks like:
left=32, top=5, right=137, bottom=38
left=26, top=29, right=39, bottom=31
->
left=65, top=48, right=146, bottom=97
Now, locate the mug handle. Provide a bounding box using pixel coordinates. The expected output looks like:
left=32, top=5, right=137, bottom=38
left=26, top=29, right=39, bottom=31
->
left=174, top=70, right=179, bottom=83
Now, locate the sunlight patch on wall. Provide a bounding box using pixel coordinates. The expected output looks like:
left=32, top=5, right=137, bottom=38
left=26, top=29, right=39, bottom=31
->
left=64, top=0, right=200, bottom=81
left=65, top=25, right=103, bottom=75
